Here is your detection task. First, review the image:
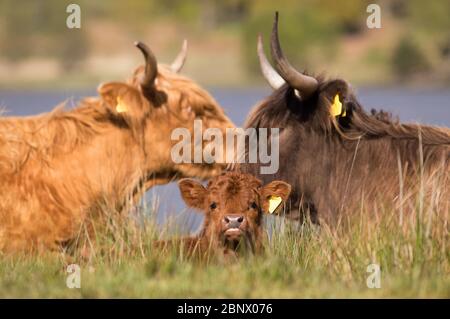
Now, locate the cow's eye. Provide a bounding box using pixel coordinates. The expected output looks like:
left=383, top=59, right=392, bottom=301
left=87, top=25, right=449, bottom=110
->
left=250, top=202, right=258, bottom=210
left=210, top=202, right=217, bottom=210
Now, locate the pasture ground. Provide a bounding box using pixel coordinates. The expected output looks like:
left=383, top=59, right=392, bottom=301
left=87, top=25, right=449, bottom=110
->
left=0, top=189, right=448, bottom=298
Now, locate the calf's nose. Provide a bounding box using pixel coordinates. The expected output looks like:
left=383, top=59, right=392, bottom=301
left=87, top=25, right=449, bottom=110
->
left=224, top=215, right=244, bottom=228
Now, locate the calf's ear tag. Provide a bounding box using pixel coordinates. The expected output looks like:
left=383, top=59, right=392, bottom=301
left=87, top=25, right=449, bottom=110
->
left=116, top=97, right=128, bottom=113
left=268, top=196, right=282, bottom=214
left=331, top=94, right=346, bottom=117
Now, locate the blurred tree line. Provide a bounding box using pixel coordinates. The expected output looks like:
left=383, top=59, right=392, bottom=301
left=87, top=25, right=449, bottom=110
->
left=390, top=0, right=450, bottom=80
left=0, top=0, right=89, bottom=70
left=0, top=0, right=449, bottom=82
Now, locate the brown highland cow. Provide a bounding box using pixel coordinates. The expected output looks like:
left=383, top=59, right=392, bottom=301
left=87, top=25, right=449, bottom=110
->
left=240, top=13, right=449, bottom=225
left=0, top=41, right=234, bottom=253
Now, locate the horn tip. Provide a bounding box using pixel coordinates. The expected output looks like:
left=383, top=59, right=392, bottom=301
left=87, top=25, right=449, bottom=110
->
left=272, top=12, right=279, bottom=33
left=182, top=39, right=188, bottom=51
left=257, top=34, right=263, bottom=50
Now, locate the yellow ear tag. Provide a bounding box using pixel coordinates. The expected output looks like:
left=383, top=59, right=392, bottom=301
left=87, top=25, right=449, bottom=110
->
left=116, top=97, right=128, bottom=113
left=268, top=196, right=282, bottom=214
left=331, top=94, right=346, bottom=117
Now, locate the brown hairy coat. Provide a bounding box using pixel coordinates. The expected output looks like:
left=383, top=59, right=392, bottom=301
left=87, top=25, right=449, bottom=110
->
left=243, top=80, right=449, bottom=224
left=0, top=48, right=234, bottom=253
left=243, top=13, right=449, bottom=224
left=157, top=171, right=291, bottom=258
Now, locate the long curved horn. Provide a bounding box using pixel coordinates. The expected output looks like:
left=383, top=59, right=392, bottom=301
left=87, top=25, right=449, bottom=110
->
left=134, top=41, right=158, bottom=92
left=170, top=39, right=188, bottom=73
left=270, top=12, right=318, bottom=99
left=257, top=34, right=285, bottom=90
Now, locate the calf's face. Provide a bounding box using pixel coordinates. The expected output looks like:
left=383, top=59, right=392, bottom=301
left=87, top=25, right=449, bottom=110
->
left=178, top=172, right=291, bottom=252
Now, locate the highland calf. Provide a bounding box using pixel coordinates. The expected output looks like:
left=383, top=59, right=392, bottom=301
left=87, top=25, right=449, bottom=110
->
left=0, top=40, right=234, bottom=253
left=158, top=171, right=291, bottom=258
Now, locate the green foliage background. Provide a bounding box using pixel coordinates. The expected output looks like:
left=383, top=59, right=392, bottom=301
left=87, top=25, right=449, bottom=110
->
left=0, top=0, right=449, bottom=86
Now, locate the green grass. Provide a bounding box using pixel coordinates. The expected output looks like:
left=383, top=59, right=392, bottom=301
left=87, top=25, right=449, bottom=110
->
left=0, top=197, right=448, bottom=298
left=0, top=166, right=449, bottom=298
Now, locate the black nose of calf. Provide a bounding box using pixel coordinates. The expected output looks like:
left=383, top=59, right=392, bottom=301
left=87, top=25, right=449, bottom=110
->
left=224, top=215, right=244, bottom=228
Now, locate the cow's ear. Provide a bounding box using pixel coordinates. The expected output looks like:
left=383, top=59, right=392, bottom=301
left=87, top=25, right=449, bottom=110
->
left=98, top=82, right=150, bottom=121
left=178, top=179, right=207, bottom=211
left=318, top=80, right=352, bottom=119
left=261, top=180, right=291, bottom=214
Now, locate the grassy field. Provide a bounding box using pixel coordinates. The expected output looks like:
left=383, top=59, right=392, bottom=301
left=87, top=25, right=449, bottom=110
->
left=0, top=181, right=448, bottom=299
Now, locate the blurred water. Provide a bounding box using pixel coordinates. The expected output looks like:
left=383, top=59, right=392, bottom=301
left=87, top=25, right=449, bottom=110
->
left=1, top=87, right=449, bottom=233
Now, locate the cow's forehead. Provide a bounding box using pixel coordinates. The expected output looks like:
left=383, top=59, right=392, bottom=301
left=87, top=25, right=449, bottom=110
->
left=207, top=173, right=261, bottom=199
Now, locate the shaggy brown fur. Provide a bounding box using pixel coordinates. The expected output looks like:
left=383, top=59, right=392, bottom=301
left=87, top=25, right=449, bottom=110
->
left=242, top=80, right=449, bottom=224
left=0, top=63, right=234, bottom=253
left=157, top=171, right=291, bottom=259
